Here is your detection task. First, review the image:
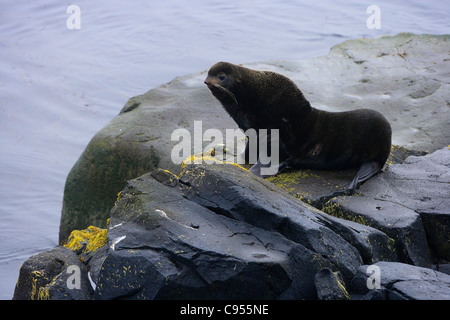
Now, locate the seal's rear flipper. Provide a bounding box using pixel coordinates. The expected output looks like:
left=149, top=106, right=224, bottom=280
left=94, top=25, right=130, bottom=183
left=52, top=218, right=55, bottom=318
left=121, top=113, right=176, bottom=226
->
left=348, top=161, right=381, bottom=191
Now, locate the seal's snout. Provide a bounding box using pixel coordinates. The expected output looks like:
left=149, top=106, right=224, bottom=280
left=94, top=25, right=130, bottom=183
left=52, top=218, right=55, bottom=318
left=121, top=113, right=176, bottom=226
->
left=204, top=76, right=217, bottom=87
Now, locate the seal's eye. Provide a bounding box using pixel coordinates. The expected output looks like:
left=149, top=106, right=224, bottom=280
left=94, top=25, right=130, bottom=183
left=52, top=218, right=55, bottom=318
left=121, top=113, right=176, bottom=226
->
left=218, top=73, right=226, bottom=81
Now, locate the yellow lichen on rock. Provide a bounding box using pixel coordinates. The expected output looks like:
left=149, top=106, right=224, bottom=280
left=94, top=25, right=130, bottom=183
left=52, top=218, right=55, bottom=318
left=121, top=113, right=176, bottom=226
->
left=180, top=152, right=250, bottom=175
left=321, top=197, right=372, bottom=227
left=267, top=170, right=318, bottom=202
left=115, top=191, right=122, bottom=206
left=335, top=273, right=351, bottom=300
left=23, top=270, right=55, bottom=300
left=29, top=271, right=48, bottom=300
left=64, top=225, right=107, bottom=254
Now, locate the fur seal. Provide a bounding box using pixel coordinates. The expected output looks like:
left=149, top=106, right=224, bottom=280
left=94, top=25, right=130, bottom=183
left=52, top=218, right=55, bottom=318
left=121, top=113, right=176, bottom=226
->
left=204, top=61, right=392, bottom=191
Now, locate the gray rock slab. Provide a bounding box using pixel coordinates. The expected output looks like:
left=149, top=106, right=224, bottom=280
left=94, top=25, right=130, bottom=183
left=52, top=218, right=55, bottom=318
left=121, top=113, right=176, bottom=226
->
left=314, top=268, right=350, bottom=300
left=180, top=163, right=397, bottom=270
left=88, top=164, right=398, bottom=299
left=267, top=145, right=426, bottom=206
left=59, top=72, right=238, bottom=242
left=96, top=168, right=333, bottom=299
left=322, top=147, right=450, bottom=267
left=351, top=261, right=450, bottom=300
left=13, top=247, right=94, bottom=300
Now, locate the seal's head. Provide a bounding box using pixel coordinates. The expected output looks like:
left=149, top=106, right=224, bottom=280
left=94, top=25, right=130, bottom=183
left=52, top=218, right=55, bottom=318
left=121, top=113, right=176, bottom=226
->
left=204, top=62, right=240, bottom=106
left=204, top=62, right=240, bottom=88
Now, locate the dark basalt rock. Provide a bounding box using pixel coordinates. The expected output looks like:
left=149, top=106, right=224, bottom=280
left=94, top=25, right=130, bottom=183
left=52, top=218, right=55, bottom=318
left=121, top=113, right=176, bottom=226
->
left=15, top=152, right=449, bottom=299
left=13, top=247, right=93, bottom=300
left=351, top=261, right=450, bottom=300
left=90, top=162, right=402, bottom=299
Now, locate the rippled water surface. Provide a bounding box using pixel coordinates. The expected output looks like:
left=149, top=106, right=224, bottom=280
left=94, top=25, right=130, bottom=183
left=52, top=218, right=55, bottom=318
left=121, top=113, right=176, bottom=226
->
left=1, top=0, right=449, bottom=299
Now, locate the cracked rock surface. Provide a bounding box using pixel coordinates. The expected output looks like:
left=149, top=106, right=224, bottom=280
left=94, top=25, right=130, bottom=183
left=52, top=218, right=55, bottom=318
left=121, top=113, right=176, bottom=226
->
left=319, top=147, right=450, bottom=267
left=86, top=163, right=400, bottom=299
left=95, top=166, right=335, bottom=299
left=16, top=158, right=449, bottom=300
left=351, top=261, right=450, bottom=300
left=90, top=164, right=361, bottom=299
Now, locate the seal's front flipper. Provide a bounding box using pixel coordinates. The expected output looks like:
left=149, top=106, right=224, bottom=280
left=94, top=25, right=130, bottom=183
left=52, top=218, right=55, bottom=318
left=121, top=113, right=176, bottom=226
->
left=348, top=161, right=381, bottom=191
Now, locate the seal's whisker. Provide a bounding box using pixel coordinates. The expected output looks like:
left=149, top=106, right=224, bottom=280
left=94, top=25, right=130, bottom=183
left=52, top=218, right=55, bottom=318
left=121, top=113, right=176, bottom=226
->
left=214, top=84, right=239, bottom=106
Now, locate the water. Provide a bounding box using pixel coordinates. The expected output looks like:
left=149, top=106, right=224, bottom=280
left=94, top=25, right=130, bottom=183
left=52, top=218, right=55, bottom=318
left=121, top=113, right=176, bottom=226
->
left=1, top=0, right=449, bottom=300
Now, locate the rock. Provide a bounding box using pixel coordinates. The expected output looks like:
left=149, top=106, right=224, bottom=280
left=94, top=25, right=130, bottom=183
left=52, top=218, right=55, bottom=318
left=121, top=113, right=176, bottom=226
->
left=322, top=147, right=450, bottom=267
left=269, top=146, right=450, bottom=267
left=312, top=209, right=397, bottom=265
left=59, top=33, right=450, bottom=244
left=323, top=196, right=430, bottom=267
left=91, top=163, right=395, bottom=299
left=351, top=261, right=450, bottom=300
left=15, top=161, right=447, bottom=299
left=179, top=162, right=396, bottom=269
left=267, top=144, right=426, bottom=206
left=272, top=147, right=450, bottom=267
left=13, top=247, right=93, bottom=300
left=95, top=166, right=332, bottom=299
left=314, top=268, right=350, bottom=300
left=432, top=264, right=450, bottom=276
left=422, top=210, right=450, bottom=261
left=59, top=75, right=239, bottom=243
left=410, top=147, right=450, bottom=261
